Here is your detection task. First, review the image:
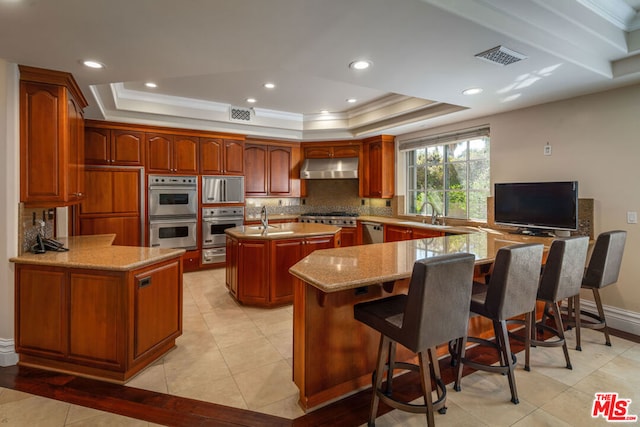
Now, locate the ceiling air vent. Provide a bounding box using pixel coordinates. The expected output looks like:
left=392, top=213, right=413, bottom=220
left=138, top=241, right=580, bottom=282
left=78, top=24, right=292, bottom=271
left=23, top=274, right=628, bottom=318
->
left=229, top=106, right=253, bottom=122
left=475, top=45, right=527, bottom=66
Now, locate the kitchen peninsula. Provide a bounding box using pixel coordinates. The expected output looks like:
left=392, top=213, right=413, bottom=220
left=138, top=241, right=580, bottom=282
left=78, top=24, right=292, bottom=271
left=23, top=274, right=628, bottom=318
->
left=10, top=235, right=185, bottom=383
left=225, top=222, right=341, bottom=307
left=289, top=231, right=552, bottom=410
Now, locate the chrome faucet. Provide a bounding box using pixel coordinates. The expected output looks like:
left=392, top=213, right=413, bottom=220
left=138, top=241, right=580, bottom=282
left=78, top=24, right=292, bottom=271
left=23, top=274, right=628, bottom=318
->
left=424, top=201, right=440, bottom=225
left=260, top=205, right=269, bottom=229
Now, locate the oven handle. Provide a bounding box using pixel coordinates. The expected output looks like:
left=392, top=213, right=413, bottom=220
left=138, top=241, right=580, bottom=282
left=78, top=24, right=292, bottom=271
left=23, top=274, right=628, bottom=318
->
left=203, top=217, right=244, bottom=224
left=150, top=217, right=198, bottom=225
left=149, top=185, right=197, bottom=191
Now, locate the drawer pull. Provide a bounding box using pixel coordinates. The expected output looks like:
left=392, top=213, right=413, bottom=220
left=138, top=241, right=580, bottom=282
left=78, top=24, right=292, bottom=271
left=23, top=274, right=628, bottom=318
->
left=139, top=277, right=152, bottom=288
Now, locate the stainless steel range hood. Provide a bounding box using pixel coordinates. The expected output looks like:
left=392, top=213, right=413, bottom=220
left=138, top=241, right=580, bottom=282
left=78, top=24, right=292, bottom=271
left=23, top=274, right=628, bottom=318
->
left=300, top=157, right=359, bottom=179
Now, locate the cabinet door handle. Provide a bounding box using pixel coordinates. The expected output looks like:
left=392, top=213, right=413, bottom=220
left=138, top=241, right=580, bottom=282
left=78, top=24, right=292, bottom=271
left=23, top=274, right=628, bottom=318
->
left=138, top=277, right=152, bottom=288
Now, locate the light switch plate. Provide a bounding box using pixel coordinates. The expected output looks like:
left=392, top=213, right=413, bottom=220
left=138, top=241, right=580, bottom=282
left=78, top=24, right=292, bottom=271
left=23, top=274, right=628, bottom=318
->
left=544, top=144, right=552, bottom=156
left=627, top=211, right=637, bottom=224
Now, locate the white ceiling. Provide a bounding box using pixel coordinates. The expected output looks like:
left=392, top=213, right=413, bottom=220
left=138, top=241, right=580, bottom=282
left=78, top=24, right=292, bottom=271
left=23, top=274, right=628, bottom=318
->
left=1, top=0, right=640, bottom=140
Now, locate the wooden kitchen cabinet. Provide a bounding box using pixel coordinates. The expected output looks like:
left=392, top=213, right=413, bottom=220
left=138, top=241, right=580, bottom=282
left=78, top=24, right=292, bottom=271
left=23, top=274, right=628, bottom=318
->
left=339, top=227, right=358, bottom=247
left=199, top=137, right=245, bottom=175
left=227, top=231, right=339, bottom=307
left=79, top=167, right=142, bottom=246
left=146, top=133, right=198, bottom=174
left=245, top=142, right=296, bottom=196
left=19, top=66, right=88, bottom=207
left=85, top=127, right=144, bottom=166
left=384, top=224, right=444, bottom=242
left=14, top=256, right=182, bottom=382
left=361, top=135, right=395, bottom=198
left=302, top=142, right=361, bottom=159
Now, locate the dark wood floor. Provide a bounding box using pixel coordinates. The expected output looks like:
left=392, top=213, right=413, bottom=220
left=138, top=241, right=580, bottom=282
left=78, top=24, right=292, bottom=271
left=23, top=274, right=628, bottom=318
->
left=1, top=327, right=635, bottom=427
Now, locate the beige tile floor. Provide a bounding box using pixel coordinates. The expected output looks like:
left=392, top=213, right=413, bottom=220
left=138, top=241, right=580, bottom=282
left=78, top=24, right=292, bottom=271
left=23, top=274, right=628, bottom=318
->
left=1, top=267, right=639, bottom=426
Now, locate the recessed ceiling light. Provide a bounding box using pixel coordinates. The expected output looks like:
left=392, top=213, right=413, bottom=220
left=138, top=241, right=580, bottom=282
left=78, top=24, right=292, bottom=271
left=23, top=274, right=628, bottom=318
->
left=82, top=60, right=105, bottom=69
left=349, top=60, right=372, bottom=70
left=320, top=110, right=330, bottom=114
left=462, top=87, right=483, bottom=95
left=246, top=98, right=257, bottom=103
left=145, top=82, right=157, bottom=88
left=263, top=82, right=275, bottom=89
left=346, top=98, right=357, bottom=103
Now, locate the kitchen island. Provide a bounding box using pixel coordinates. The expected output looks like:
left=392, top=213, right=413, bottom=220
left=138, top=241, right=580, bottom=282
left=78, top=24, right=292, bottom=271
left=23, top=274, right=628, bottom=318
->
left=10, top=235, right=185, bottom=383
left=289, top=231, right=552, bottom=410
left=225, top=222, right=341, bottom=307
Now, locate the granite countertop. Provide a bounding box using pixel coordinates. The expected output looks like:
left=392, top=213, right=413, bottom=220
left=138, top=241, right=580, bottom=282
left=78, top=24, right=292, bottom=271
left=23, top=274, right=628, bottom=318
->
left=289, top=232, right=552, bottom=293
left=357, top=215, right=484, bottom=235
left=226, top=222, right=340, bottom=240
left=10, top=234, right=185, bottom=271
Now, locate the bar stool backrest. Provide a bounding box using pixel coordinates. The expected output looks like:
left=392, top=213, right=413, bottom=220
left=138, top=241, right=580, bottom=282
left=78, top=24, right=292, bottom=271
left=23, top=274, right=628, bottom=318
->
left=484, top=243, right=544, bottom=320
left=402, top=252, right=476, bottom=352
left=538, top=236, right=590, bottom=301
left=583, top=231, right=626, bottom=289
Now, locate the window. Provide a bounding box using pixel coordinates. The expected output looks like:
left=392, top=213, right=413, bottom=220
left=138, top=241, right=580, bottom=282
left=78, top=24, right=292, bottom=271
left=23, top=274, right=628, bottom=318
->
left=402, top=127, right=490, bottom=220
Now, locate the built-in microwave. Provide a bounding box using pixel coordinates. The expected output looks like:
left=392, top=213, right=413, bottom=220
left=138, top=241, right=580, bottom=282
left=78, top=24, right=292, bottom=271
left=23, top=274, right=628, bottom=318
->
left=202, top=176, right=244, bottom=204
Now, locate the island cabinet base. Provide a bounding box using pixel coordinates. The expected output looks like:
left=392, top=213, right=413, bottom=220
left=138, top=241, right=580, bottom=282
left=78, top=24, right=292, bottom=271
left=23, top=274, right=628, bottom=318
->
left=293, top=279, right=418, bottom=411
left=14, top=256, right=183, bottom=383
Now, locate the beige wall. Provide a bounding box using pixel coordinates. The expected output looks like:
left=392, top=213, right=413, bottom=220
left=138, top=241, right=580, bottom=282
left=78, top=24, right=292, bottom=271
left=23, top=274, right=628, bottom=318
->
left=0, top=59, right=19, bottom=366
left=398, top=83, right=640, bottom=319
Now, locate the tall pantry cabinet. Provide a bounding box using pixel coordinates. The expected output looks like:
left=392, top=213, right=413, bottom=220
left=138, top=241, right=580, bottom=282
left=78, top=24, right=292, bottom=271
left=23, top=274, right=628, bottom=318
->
left=19, top=65, right=88, bottom=206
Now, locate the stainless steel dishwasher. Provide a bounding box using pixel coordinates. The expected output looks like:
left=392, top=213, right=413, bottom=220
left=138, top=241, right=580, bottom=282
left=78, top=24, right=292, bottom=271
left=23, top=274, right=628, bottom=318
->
left=361, top=221, right=384, bottom=244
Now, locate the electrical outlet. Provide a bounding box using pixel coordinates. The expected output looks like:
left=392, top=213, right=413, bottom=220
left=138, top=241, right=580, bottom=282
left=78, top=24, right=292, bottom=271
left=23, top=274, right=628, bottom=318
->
left=544, top=144, right=552, bottom=156
left=627, top=211, right=637, bottom=224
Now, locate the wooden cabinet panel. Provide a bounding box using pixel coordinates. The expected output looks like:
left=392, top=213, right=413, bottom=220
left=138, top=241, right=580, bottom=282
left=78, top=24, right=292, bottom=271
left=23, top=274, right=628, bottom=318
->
left=173, top=135, right=198, bottom=173
left=238, top=240, right=269, bottom=303
left=224, top=140, right=245, bottom=174
left=79, top=217, right=141, bottom=246
left=270, top=239, right=303, bottom=303
left=226, top=236, right=239, bottom=296
left=85, top=127, right=144, bottom=166
left=134, top=260, right=182, bottom=359
left=244, top=144, right=268, bottom=195
left=302, top=143, right=360, bottom=159
left=19, top=66, right=87, bottom=207
left=362, top=135, right=394, bottom=198
left=304, top=235, right=338, bottom=255
left=200, top=138, right=245, bottom=175
left=80, top=167, right=141, bottom=246
left=182, top=250, right=200, bottom=272
left=384, top=225, right=412, bottom=242
left=245, top=143, right=295, bottom=196
left=339, top=227, right=357, bottom=247
left=200, top=138, right=224, bottom=174
left=384, top=224, right=443, bottom=242
left=112, top=130, right=144, bottom=165
left=85, top=127, right=110, bottom=164
left=269, top=146, right=292, bottom=195
left=68, top=273, right=123, bottom=366
left=16, top=268, right=66, bottom=355
left=146, top=134, right=173, bottom=173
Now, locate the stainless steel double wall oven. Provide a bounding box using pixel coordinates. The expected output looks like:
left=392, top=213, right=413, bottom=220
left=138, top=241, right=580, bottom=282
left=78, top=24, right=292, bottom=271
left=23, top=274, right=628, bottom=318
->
left=148, top=175, right=198, bottom=250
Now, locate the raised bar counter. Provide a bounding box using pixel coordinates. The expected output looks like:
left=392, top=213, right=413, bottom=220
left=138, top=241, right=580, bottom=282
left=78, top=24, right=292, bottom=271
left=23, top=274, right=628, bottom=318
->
left=289, top=231, right=553, bottom=410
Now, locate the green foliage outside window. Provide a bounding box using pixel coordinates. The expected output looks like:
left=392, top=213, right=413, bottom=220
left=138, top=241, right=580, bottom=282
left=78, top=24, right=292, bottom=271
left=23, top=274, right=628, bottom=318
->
left=406, top=137, right=489, bottom=220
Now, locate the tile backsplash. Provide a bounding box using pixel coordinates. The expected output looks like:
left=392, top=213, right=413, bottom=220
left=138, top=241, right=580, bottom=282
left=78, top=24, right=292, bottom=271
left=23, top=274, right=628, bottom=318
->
left=245, top=179, right=393, bottom=218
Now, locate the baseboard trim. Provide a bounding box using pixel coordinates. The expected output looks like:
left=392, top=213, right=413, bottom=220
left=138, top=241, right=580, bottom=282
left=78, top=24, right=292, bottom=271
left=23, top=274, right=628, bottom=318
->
left=0, top=338, right=18, bottom=367
left=580, top=300, right=640, bottom=337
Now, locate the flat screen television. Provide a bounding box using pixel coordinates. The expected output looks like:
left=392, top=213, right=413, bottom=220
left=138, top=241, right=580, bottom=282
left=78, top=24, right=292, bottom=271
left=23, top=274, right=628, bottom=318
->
left=494, top=181, right=578, bottom=235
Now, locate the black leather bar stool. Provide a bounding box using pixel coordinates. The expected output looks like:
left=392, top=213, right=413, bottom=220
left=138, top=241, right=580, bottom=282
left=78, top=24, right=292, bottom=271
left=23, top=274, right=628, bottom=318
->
left=523, top=236, right=589, bottom=371
left=354, top=253, right=475, bottom=427
left=454, top=243, right=543, bottom=405
left=568, top=230, right=626, bottom=350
